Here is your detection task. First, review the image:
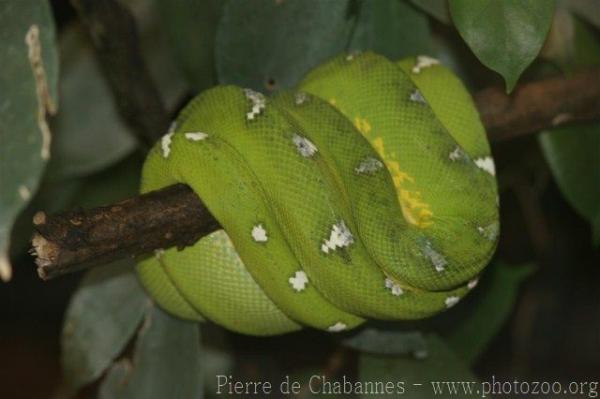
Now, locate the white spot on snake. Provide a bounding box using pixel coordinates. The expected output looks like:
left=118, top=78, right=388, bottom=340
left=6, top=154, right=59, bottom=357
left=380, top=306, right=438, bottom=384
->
left=445, top=296, right=460, bottom=308
left=292, top=134, right=318, bottom=157
left=184, top=132, right=208, bottom=141
left=289, top=271, right=308, bottom=292
left=468, top=278, right=479, bottom=290
left=295, top=92, right=308, bottom=105
left=251, top=224, right=268, bottom=242
left=477, top=222, right=499, bottom=241
left=327, top=322, right=347, bottom=332
left=412, top=55, right=440, bottom=74
left=449, top=146, right=464, bottom=161
left=409, top=89, right=426, bottom=104
left=161, top=132, right=174, bottom=158
left=243, top=88, right=266, bottom=120
left=384, top=277, right=404, bottom=296
left=422, top=241, right=447, bottom=272
left=321, top=220, right=354, bottom=254
left=18, top=185, right=31, bottom=201
left=355, top=157, right=383, bottom=174
left=154, top=249, right=165, bottom=259
left=167, top=121, right=177, bottom=134
left=474, top=156, right=496, bottom=176
left=345, top=51, right=361, bottom=61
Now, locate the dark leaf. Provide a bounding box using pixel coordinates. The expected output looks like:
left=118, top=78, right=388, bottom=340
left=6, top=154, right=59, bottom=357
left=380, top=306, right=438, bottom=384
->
left=216, top=0, right=356, bottom=92
left=99, top=305, right=203, bottom=399
left=564, top=0, right=600, bottom=29
left=0, top=0, right=58, bottom=281
left=358, top=335, right=476, bottom=398
left=408, top=0, right=451, bottom=24
left=444, top=262, right=535, bottom=364
left=61, top=261, right=149, bottom=391
left=449, top=0, right=555, bottom=92
left=154, top=0, right=221, bottom=91
left=47, top=26, right=138, bottom=181
left=540, top=125, right=600, bottom=244
left=350, top=0, right=433, bottom=58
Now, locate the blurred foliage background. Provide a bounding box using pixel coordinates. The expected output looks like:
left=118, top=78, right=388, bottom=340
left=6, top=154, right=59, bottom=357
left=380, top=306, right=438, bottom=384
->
left=0, top=0, right=599, bottom=398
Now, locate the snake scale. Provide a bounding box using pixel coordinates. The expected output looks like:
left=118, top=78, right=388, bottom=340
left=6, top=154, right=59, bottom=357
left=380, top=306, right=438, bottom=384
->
left=136, top=52, right=499, bottom=336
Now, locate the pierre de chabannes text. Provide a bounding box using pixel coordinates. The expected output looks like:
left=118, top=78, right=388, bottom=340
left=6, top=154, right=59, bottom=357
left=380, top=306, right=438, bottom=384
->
left=216, top=374, right=599, bottom=397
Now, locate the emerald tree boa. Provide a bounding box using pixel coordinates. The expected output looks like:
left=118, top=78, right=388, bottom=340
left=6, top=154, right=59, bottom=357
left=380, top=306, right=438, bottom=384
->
left=136, top=52, right=499, bottom=336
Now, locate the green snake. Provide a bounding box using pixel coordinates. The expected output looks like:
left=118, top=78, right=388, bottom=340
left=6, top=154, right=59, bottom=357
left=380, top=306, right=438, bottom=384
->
left=136, top=52, right=499, bottom=336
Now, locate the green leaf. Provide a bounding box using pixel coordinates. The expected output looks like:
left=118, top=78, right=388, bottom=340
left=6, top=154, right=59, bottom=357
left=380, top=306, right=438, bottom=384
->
left=216, top=0, right=356, bottom=92
left=0, top=0, right=58, bottom=281
left=350, top=0, right=433, bottom=58
left=449, top=0, right=555, bottom=92
left=408, top=0, right=451, bottom=24
left=541, top=7, right=600, bottom=72
left=563, top=0, right=600, bottom=29
left=47, top=26, right=138, bottom=181
left=99, top=305, right=203, bottom=399
left=358, top=335, right=476, bottom=398
left=444, top=262, right=535, bottom=364
left=128, top=0, right=190, bottom=110
left=154, top=0, right=221, bottom=91
left=342, top=327, right=427, bottom=357
left=61, top=261, right=149, bottom=391
left=538, top=12, right=600, bottom=245
left=540, top=125, right=600, bottom=244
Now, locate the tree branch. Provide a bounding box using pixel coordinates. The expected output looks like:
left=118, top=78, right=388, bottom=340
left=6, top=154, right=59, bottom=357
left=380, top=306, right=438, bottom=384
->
left=71, top=0, right=170, bottom=147
left=32, top=67, right=600, bottom=280
left=32, top=184, right=219, bottom=280
left=476, top=68, right=600, bottom=141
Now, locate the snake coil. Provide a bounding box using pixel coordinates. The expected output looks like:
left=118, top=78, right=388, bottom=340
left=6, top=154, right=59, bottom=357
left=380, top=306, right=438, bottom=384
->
left=136, top=53, right=499, bottom=336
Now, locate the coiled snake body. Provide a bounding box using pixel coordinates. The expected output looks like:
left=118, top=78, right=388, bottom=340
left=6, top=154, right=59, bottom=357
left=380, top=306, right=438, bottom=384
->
left=136, top=53, right=499, bottom=336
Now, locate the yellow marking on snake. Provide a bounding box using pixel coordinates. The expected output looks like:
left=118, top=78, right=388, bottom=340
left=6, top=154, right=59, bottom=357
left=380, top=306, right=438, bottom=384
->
left=354, top=116, right=372, bottom=135
left=399, top=190, right=434, bottom=228
left=371, top=136, right=433, bottom=228
left=386, top=160, right=415, bottom=185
